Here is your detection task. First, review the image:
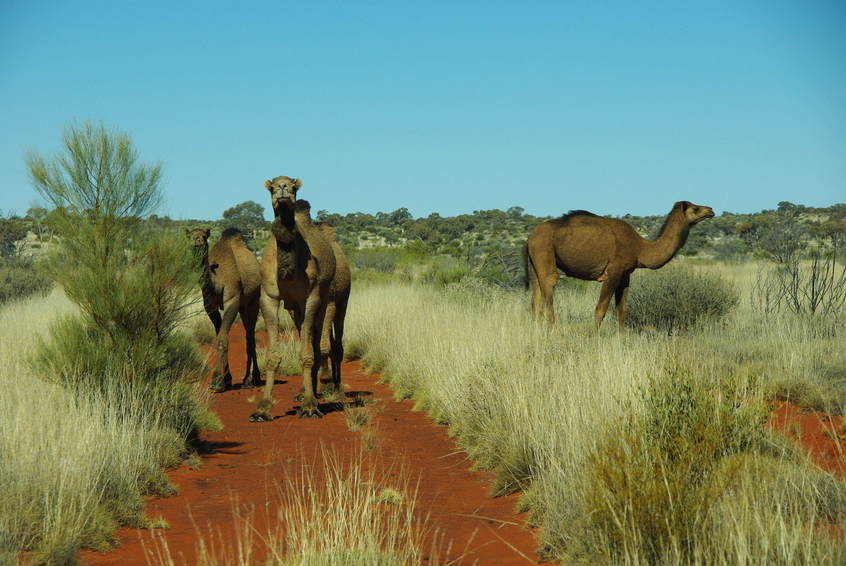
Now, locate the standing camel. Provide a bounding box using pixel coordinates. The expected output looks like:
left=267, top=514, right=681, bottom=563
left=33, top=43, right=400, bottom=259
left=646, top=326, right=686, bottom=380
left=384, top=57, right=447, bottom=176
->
left=187, top=228, right=261, bottom=391
left=524, top=201, right=714, bottom=328
left=250, top=176, right=336, bottom=421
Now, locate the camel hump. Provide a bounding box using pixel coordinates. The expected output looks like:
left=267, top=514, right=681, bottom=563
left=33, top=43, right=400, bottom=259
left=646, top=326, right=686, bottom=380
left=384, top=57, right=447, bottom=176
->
left=219, top=227, right=244, bottom=241
left=293, top=199, right=336, bottom=282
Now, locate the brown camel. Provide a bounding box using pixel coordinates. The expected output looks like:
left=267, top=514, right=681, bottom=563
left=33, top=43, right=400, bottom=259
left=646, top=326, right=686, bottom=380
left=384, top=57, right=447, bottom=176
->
left=250, top=176, right=336, bottom=421
left=315, top=222, right=351, bottom=392
left=187, top=227, right=262, bottom=391
left=524, top=201, right=714, bottom=328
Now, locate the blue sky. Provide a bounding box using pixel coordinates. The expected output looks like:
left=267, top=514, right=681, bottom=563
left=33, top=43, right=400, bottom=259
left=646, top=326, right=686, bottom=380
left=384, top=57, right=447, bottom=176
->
left=1, top=1, right=844, bottom=221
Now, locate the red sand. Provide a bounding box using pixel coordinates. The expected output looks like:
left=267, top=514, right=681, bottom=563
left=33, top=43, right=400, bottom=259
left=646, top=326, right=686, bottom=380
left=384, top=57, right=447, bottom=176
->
left=76, top=324, right=846, bottom=565
left=80, top=324, right=541, bottom=565
left=769, top=401, right=846, bottom=478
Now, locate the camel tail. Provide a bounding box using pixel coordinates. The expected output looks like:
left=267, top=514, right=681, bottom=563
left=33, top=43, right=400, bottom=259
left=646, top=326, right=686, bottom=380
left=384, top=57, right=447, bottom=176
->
left=522, top=242, right=530, bottom=290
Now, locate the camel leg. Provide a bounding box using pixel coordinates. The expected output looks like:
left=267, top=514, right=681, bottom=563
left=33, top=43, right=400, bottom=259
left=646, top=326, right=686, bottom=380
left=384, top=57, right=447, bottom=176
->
left=330, top=297, right=348, bottom=391
left=210, top=295, right=239, bottom=393
left=527, top=255, right=543, bottom=321
left=240, top=295, right=261, bottom=388
left=297, top=288, right=325, bottom=419
left=528, top=244, right=558, bottom=323
left=250, top=291, right=280, bottom=421
left=540, top=269, right=559, bottom=324
left=203, top=291, right=222, bottom=334
left=317, top=300, right=336, bottom=391
left=614, top=273, right=631, bottom=330
left=594, top=277, right=619, bottom=330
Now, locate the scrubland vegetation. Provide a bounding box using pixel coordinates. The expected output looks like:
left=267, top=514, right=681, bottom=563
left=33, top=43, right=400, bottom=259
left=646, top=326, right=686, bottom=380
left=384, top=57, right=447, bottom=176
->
left=3, top=120, right=844, bottom=564
left=0, top=123, right=217, bottom=565
left=343, top=259, right=846, bottom=564
left=148, top=451, right=435, bottom=566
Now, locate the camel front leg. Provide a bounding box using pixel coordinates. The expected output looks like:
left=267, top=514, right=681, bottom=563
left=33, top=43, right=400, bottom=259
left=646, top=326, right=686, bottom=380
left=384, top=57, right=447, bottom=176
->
left=297, top=289, right=325, bottom=419
left=614, top=273, right=631, bottom=330
left=594, top=277, right=619, bottom=330
left=317, top=301, right=336, bottom=391
left=210, top=296, right=239, bottom=392
left=250, top=290, right=280, bottom=422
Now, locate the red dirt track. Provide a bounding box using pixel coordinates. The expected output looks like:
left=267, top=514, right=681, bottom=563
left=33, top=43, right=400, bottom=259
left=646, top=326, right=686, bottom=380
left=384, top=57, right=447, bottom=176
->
left=80, top=324, right=540, bottom=565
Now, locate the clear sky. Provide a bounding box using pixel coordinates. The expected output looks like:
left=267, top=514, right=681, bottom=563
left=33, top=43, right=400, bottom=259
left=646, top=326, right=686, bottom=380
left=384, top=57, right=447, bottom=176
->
left=1, top=1, right=844, bottom=221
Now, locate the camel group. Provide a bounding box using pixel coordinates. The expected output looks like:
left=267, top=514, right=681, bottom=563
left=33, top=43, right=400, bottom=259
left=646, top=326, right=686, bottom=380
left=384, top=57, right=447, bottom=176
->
left=190, top=176, right=350, bottom=420
left=193, top=189, right=712, bottom=421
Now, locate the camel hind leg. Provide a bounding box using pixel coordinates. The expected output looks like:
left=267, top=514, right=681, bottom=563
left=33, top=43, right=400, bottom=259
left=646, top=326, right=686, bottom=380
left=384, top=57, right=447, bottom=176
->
left=330, top=296, right=348, bottom=392
left=594, top=276, right=622, bottom=330
left=317, top=300, right=337, bottom=393
left=250, top=290, right=280, bottom=422
left=297, top=288, right=326, bottom=419
left=239, top=294, right=261, bottom=388
left=210, top=295, right=239, bottom=393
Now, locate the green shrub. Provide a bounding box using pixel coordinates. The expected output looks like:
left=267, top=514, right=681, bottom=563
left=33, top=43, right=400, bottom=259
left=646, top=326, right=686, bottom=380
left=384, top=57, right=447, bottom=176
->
left=0, top=265, right=52, bottom=305
left=627, top=267, right=739, bottom=334
left=15, top=122, right=218, bottom=560
left=555, top=370, right=844, bottom=564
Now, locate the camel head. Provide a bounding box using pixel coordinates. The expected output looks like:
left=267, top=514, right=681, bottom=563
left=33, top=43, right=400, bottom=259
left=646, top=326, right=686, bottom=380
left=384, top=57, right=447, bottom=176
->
left=265, top=176, right=302, bottom=211
left=676, top=201, right=714, bottom=225
left=186, top=228, right=211, bottom=250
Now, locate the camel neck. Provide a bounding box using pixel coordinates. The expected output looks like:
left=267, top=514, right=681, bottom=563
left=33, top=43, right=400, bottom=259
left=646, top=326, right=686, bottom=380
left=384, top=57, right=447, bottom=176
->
left=271, top=208, right=297, bottom=244
left=638, top=210, right=690, bottom=269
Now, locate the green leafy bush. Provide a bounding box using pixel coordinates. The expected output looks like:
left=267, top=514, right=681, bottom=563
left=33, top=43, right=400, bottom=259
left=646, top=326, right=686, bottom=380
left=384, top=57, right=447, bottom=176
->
left=627, top=267, right=739, bottom=334
left=557, top=370, right=844, bottom=564
left=0, top=265, right=52, bottom=305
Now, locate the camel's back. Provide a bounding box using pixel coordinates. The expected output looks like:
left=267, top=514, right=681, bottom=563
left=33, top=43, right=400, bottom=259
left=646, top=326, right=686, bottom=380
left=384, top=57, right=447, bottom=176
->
left=210, top=232, right=261, bottom=297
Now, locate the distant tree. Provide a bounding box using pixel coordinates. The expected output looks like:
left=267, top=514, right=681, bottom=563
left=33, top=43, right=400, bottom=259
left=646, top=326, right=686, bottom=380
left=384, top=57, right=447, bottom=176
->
left=0, top=214, right=27, bottom=262
left=222, top=200, right=266, bottom=233
left=26, top=206, right=49, bottom=240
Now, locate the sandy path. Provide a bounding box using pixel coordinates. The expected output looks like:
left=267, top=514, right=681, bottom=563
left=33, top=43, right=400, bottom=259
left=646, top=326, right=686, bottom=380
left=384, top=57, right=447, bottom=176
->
left=80, top=324, right=540, bottom=565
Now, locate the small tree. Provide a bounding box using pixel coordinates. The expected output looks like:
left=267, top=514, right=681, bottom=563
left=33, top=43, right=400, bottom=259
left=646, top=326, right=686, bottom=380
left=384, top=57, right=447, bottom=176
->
left=27, top=122, right=197, bottom=346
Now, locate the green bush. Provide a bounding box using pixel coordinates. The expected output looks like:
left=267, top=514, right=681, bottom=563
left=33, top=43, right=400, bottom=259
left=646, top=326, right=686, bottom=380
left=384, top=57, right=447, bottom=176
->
left=627, top=267, right=739, bottom=334
left=15, top=122, right=219, bottom=560
left=556, top=370, right=844, bottom=564
left=0, top=265, right=53, bottom=305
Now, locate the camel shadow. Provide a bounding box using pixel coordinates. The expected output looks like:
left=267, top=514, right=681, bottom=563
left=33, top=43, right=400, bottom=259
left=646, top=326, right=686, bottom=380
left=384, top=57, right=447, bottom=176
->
left=281, top=392, right=373, bottom=418
left=231, top=378, right=287, bottom=391
left=193, top=439, right=246, bottom=456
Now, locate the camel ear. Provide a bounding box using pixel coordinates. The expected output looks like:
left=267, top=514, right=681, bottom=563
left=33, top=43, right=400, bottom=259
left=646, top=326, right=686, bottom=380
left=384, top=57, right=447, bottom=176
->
left=204, top=228, right=211, bottom=238
left=264, top=179, right=272, bottom=190
left=293, top=178, right=302, bottom=190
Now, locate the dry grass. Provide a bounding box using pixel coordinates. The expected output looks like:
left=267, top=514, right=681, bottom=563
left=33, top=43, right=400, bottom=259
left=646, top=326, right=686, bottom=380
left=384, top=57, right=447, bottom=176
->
left=0, top=290, right=215, bottom=565
left=146, top=450, right=440, bottom=566
left=343, top=264, right=846, bottom=564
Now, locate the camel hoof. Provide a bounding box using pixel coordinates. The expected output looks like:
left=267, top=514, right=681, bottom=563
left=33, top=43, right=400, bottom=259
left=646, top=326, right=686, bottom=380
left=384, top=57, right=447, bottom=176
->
left=297, top=407, right=323, bottom=419
left=242, top=378, right=260, bottom=389
left=210, top=381, right=228, bottom=393
left=249, top=410, right=272, bottom=422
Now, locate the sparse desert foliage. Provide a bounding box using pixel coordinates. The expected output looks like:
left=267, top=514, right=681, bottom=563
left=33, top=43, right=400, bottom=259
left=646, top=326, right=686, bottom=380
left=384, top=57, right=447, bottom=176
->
left=344, top=274, right=846, bottom=564
left=0, top=123, right=218, bottom=564
left=626, top=266, right=739, bottom=334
